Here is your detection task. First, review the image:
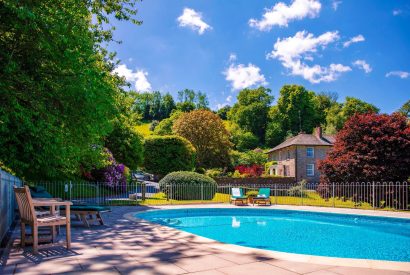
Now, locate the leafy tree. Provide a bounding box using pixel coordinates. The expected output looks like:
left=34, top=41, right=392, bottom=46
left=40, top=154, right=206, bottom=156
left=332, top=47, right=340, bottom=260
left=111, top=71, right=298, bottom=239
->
left=105, top=119, right=143, bottom=171
left=318, top=113, right=410, bottom=183
left=314, top=91, right=338, bottom=125
left=230, top=150, right=268, bottom=167
left=131, top=91, right=176, bottom=120
left=229, top=87, right=272, bottom=142
left=173, top=110, right=232, bottom=168
left=0, top=0, right=140, bottom=179
left=342, top=97, right=379, bottom=118
left=324, top=96, right=379, bottom=133
left=216, top=105, right=231, bottom=120
left=196, top=91, right=209, bottom=109
left=397, top=100, right=410, bottom=118
left=176, top=89, right=209, bottom=111
left=143, top=135, right=196, bottom=176
left=161, top=93, right=176, bottom=119
left=279, top=85, right=319, bottom=133
left=153, top=110, right=182, bottom=135
left=226, top=122, right=258, bottom=151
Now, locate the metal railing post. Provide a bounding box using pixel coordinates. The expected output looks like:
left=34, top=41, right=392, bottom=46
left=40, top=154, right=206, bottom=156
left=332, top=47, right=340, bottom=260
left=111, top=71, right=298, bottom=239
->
left=274, top=184, right=277, bottom=205
left=372, top=181, right=375, bottom=210
left=301, top=182, right=304, bottom=206
left=332, top=182, right=335, bottom=207
left=69, top=181, right=72, bottom=201
left=201, top=183, right=204, bottom=203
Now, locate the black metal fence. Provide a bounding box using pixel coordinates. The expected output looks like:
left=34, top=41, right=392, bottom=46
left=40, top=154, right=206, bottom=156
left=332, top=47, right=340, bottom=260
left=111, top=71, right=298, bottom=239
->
left=0, top=169, right=23, bottom=243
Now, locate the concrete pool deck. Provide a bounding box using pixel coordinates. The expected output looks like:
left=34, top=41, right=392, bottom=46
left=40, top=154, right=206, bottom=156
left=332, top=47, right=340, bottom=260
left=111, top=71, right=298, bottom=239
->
left=1, top=204, right=410, bottom=275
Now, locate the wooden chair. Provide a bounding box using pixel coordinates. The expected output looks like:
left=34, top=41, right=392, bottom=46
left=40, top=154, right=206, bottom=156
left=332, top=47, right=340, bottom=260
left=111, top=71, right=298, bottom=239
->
left=14, top=186, right=71, bottom=254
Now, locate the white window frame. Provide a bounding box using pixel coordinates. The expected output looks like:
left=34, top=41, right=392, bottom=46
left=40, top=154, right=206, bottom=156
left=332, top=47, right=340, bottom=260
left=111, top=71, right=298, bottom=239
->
left=306, top=147, right=314, bottom=158
left=306, top=164, right=315, bottom=176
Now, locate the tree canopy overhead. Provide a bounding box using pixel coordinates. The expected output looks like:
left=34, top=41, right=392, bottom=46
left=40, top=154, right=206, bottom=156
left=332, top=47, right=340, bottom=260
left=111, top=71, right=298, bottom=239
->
left=0, top=0, right=141, bottom=179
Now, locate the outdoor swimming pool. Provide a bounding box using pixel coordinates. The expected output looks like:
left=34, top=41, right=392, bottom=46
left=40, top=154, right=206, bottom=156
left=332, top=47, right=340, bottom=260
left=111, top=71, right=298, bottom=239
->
left=136, top=208, right=410, bottom=262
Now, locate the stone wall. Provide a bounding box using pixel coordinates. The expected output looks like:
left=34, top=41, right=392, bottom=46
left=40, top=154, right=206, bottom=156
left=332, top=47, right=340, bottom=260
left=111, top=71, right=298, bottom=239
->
left=295, top=145, right=332, bottom=182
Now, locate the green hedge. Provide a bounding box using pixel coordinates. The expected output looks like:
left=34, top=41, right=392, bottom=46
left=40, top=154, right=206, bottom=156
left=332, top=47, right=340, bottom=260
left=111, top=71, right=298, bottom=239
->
left=159, top=171, right=217, bottom=200
left=143, top=135, right=196, bottom=177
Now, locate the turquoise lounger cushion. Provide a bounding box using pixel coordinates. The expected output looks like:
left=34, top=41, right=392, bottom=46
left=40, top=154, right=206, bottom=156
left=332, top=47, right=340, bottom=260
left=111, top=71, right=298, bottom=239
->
left=257, top=188, right=270, bottom=198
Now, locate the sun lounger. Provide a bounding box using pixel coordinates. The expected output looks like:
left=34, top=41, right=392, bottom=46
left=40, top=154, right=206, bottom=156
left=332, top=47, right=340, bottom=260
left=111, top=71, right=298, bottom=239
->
left=252, top=188, right=271, bottom=206
left=230, top=188, right=248, bottom=205
left=29, top=186, right=111, bottom=227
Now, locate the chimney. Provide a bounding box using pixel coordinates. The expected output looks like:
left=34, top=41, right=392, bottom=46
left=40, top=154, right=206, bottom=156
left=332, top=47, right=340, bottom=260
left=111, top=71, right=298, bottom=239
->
left=314, top=126, right=323, bottom=140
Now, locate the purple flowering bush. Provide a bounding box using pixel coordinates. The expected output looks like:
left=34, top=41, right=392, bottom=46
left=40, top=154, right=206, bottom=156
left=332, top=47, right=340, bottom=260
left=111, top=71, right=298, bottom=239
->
left=89, top=149, right=128, bottom=191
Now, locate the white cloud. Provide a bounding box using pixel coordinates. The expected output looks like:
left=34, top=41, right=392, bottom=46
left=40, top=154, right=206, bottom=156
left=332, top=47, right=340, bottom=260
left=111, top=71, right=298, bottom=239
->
left=332, top=0, right=342, bottom=11
left=216, top=103, right=229, bottom=110
left=385, top=71, right=410, bottom=79
left=343, top=34, right=365, bottom=48
left=353, top=60, right=372, bottom=73
left=249, top=0, right=321, bottom=30
left=228, top=53, right=237, bottom=62
left=226, top=95, right=233, bottom=102
left=267, top=30, right=350, bottom=83
left=224, top=63, right=267, bottom=90
left=393, top=9, right=402, bottom=16
left=177, top=8, right=211, bottom=35
left=113, top=64, right=152, bottom=92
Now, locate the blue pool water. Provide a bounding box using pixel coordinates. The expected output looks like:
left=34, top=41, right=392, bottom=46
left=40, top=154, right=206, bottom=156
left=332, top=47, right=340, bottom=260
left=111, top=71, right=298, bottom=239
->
left=136, top=208, right=410, bottom=262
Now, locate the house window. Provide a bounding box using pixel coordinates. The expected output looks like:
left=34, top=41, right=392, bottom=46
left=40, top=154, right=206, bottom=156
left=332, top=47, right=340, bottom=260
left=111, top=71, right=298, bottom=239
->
left=306, top=147, right=314, bottom=158
left=306, top=164, right=315, bottom=176
left=287, top=150, right=290, bottom=160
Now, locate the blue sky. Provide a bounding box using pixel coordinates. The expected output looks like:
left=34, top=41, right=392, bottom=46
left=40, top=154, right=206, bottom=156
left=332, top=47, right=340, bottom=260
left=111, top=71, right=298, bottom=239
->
left=110, top=0, right=410, bottom=113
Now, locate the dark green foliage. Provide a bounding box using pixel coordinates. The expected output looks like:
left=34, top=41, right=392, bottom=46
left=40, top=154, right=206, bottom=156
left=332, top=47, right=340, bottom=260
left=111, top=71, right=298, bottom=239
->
left=0, top=0, right=140, bottom=180
left=105, top=120, right=144, bottom=170
left=268, top=85, right=321, bottom=144
left=143, top=135, right=196, bottom=176
left=229, top=87, right=273, bottom=142
left=159, top=171, right=217, bottom=200
left=324, top=96, right=379, bottom=133
left=131, top=91, right=176, bottom=121
left=153, top=111, right=182, bottom=135
left=230, top=150, right=268, bottom=167
left=216, top=105, right=231, bottom=120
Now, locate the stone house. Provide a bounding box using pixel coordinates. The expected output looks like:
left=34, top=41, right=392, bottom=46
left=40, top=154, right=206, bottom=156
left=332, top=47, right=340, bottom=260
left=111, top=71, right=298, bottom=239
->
left=266, top=127, right=334, bottom=182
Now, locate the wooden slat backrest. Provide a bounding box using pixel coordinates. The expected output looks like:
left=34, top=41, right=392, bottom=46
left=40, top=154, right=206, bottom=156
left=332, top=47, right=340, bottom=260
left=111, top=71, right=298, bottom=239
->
left=14, top=186, right=36, bottom=224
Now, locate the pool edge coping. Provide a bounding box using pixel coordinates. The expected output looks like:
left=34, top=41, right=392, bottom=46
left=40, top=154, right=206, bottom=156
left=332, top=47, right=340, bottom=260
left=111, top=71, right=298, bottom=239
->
left=123, top=205, right=410, bottom=272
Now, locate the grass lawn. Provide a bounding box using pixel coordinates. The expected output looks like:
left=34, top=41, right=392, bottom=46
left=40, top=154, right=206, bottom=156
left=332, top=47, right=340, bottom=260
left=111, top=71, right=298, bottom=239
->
left=139, top=191, right=380, bottom=210
left=135, top=122, right=152, bottom=137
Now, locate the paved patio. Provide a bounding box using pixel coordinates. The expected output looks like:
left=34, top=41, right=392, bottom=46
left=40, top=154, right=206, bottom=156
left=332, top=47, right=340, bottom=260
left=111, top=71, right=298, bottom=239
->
left=1, top=205, right=409, bottom=275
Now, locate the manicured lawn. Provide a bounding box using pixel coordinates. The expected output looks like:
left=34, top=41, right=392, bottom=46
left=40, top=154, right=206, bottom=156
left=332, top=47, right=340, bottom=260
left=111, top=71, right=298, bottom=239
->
left=138, top=191, right=377, bottom=209
left=135, top=122, right=152, bottom=137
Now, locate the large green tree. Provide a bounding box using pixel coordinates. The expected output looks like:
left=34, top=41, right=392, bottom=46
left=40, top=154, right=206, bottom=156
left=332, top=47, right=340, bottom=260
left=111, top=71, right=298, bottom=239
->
left=0, top=0, right=140, bottom=179
left=173, top=110, right=232, bottom=168
left=131, top=91, right=176, bottom=121
left=176, top=89, right=209, bottom=112
left=229, top=87, right=272, bottom=142
left=325, top=96, right=379, bottom=133
left=265, top=85, right=320, bottom=146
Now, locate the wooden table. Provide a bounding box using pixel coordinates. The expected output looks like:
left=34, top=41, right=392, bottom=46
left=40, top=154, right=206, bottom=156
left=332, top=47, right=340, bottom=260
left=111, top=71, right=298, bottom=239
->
left=32, top=198, right=72, bottom=246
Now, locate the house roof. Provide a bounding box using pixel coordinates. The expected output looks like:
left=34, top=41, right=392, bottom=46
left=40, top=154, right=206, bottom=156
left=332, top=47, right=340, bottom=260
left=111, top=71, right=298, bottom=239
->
left=266, top=133, right=334, bottom=153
